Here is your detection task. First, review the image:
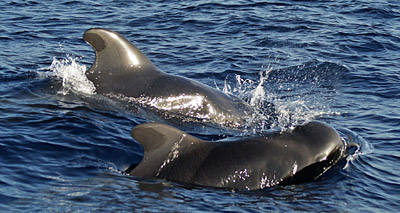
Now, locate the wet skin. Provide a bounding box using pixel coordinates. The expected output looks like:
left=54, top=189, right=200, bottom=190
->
left=128, top=121, right=346, bottom=190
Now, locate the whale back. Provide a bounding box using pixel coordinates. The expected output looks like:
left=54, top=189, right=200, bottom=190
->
left=83, top=28, right=161, bottom=96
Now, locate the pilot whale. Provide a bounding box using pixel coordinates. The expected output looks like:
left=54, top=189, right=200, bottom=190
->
left=83, top=28, right=252, bottom=127
left=127, top=121, right=346, bottom=190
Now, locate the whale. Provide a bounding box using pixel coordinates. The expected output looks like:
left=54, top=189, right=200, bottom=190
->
left=127, top=121, right=347, bottom=190
left=83, top=28, right=252, bottom=127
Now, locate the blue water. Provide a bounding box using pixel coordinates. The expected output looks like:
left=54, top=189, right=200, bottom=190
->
left=1, top=0, right=399, bottom=211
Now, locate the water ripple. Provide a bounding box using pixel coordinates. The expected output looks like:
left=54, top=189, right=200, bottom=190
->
left=0, top=0, right=399, bottom=211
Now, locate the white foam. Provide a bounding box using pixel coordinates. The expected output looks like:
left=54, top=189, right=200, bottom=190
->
left=39, top=55, right=96, bottom=95
left=220, top=67, right=336, bottom=131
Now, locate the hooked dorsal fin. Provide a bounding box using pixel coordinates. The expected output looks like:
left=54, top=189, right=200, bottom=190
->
left=129, top=123, right=190, bottom=177
left=83, top=28, right=160, bottom=92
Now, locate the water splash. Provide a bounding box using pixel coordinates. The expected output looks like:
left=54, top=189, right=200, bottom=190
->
left=39, top=55, right=95, bottom=95
left=222, top=68, right=280, bottom=132
left=221, top=65, right=337, bottom=132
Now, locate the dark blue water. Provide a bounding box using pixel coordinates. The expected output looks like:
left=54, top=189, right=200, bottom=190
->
left=1, top=0, right=399, bottom=211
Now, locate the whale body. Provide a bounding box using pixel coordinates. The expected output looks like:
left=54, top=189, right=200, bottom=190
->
left=127, top=121, right=346, bottom=190
left=83, top=28, right=252, bottom=127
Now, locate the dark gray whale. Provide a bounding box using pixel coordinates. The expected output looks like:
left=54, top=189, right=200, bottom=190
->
left=83, top=28, right=251, bottom=127
left=127, top=121, right=346, bottom=190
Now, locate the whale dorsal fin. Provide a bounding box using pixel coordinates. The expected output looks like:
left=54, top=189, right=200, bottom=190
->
left=83, top=28, right=160, bottom=92
left=129, top=123, right=191, bottom=177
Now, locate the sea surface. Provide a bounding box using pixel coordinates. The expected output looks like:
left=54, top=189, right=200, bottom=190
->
left=1, top=0, right=399, bottom=211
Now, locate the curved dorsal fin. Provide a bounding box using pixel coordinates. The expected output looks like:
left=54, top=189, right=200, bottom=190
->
left=129, top=123, right=189, bottom=177
left=83, top=28, right=160, bottom=90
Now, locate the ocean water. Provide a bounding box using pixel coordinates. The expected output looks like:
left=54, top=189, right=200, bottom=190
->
left=1, top=0, right=399, bottom=211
